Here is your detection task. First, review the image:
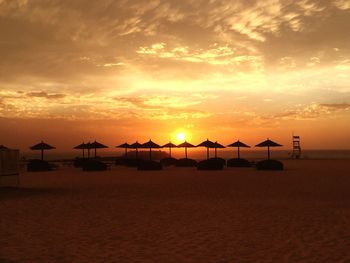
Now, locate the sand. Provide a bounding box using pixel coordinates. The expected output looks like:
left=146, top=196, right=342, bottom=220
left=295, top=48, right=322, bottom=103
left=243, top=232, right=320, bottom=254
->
left=1, top=160, right=350, bottom=262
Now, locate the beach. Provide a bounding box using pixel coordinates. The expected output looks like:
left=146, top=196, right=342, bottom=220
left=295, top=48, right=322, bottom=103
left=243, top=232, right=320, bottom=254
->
left=1, top=159, right=350, bottom=262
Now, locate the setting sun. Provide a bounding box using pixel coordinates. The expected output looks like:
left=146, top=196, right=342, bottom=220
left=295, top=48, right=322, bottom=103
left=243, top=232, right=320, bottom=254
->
left=176, top=132, right=186, bottom=143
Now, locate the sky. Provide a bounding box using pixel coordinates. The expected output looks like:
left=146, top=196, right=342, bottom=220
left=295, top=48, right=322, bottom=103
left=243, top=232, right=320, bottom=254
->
left=0, top=0, right=350, bottom=151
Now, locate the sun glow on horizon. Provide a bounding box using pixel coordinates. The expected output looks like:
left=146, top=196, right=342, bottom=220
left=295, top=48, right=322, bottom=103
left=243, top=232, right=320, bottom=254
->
left=176, top=132, right=186, bottom=143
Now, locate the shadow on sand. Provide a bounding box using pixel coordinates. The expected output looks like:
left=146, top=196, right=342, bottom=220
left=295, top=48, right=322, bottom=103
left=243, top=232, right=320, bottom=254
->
left=0, top=187, right=74, bottom=201
left=197, top=158, right=225, bottom=170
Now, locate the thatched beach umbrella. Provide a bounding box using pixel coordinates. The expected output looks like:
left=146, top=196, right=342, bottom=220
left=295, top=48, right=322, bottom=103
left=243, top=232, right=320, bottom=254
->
left=197, top=139, right=216, bottom=159
left=117, top=143, right=130, bottom=157
left=227, top=140, right=250, bottom=159
left=90, top=140, right=108, bottom=158
left=255, top=139, right=282, bottom=160
left=129, top=141, right=142, bottom=158
left=177, top=141, right=196, bottom=159
left=141, top=140, right=161, bottom=160
left=162, top=142, right=177, bottom=158
left=30, top=141, right=55, bottom=160
left=74, top=142, right=87, bottom=158
left=213, top=141, right=225, bottom=158
left=85, top=142, right=92, bottom=158
left=0, top=145, right=9, bottom=150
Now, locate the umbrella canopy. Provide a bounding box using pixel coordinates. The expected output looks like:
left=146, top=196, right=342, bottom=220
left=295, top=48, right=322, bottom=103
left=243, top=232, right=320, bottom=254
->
left=255, top=139, right=282, bottom=147
left=90, top=141, right=108, bottom=149
left=255, top=139, right=282, bottom=160
left=129, top=142, right=142, bottom=148
left=197, top=139, right=216, bottom=159
left=213, top=141, right=225, bottom=158
left=162, top=142, right=177, bottom=148
left=140, top=140, right=161, bottom=160
left=0, top=145, right=9, bottom=150
left=74, top=142, right=87, bottom=158
left=227, top=140, right=250, bottom=159
left=116, top=142, right=130, bottom=157
left=30, top=141, right=55, bottom=150
left=74, top=142, right=87, bottom=149
left=129, top=141, right=142, bottom=158
left=117, top=143, right=130, bottom=148
left=90, top=140, right=108, bottom=158
left=141, top=140, right=161, bottom=149
left=177, top=141, right=196, bottom=159
left=197, top=139, right=216, bottom=148
left=162, top=142, right=177, bottom=158
left=30, top=141, right=55, bottom=160
left=214, top=141, right=225, bottom=148
left=228, top=140, right=250, bottom=148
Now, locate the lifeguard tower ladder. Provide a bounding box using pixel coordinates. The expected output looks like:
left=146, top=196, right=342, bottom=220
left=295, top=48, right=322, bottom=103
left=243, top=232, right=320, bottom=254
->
left=292, top=135, right=301, bottom=159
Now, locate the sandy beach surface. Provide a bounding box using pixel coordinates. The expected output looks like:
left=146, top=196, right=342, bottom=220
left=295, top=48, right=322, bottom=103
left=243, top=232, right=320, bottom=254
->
left=1, top=160, right=350, bottom=262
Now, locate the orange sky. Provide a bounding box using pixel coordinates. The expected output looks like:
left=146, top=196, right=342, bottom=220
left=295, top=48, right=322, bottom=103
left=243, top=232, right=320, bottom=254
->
left=0, top=0, right=350, bottom=151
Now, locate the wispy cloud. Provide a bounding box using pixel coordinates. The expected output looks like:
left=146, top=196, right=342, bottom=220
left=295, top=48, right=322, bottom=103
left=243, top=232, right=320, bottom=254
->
left=26, top=91, right=66, bottom=99
left=334, top=0, right=350, bottom=10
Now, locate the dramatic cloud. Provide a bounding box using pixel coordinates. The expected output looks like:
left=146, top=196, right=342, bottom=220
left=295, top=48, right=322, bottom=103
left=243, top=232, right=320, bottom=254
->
left=0, top=0, right=349, bottom=149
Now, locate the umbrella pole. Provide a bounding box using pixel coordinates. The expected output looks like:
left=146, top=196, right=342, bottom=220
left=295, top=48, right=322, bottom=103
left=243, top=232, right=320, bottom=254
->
left=215, top=148, right=217, bottom=158
left=136, top=148, right=138, bottom=159
left=238, top=146, right=240, bottom=159
left=169, top=147, right=172, bottom=158
left=207, top=147, right=209, bottom=160
left=268, top=146, right=270, bottom=160
left=83, top=149, right=85, bottom=159
left=95, top=148, right=97, bottom=158
left=125, top=147, right=127, bottom=157
left=41, top=149, right=44, bottom=161
left=149, top=147, right=152, bottom=160
left=185, top=147, right=188, bottom=159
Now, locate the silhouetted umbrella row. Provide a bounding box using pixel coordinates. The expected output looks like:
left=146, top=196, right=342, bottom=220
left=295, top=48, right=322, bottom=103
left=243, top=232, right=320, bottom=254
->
left=27, top=138, right=283, bottom=161
left=79, top=139, right=282, bottom=160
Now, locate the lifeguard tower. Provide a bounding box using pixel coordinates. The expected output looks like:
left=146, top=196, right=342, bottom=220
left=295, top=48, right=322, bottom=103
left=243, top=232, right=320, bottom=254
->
left=291, top=135, right=301, bottom=159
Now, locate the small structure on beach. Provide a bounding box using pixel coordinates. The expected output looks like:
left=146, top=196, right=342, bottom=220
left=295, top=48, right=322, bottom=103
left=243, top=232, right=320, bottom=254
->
left=28, top=141, right=56, bottom=171
left=292, top=135, right=301, bottom=159
left=255, top=139, right=283, bottom=170
left=160, top=142, right=178, bottom=166
left=227, top=140, right=251, bottom=167
left=30, top=141, right=55, bottom=160
left=197, top=139, right=216, bottom=160
left=116, top=142, right=130, bottom=157
left=176, top=141, right=197, bottom=167
left=0, top=146, right=20, bottom=187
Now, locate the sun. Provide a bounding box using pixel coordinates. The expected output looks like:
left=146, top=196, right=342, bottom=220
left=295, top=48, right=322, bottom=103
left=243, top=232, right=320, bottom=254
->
left=176, top=132, right=186, bottom=142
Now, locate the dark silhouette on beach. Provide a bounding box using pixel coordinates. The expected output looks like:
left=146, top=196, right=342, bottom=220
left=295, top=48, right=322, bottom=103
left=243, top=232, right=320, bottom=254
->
left=160, top=142, right=178, bottom=166
left=255, top=139, right=284, bottom=170
left=28, top=141, right=56, bottom=171
left=227, top=140, right=251, bottom=167
left=176, top=141, right=197, bottom=167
